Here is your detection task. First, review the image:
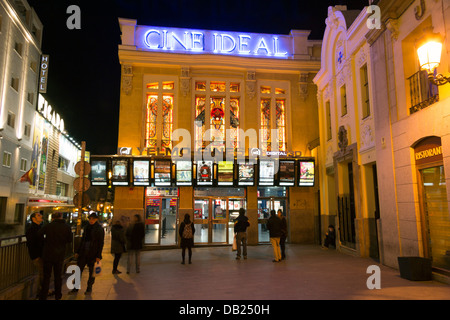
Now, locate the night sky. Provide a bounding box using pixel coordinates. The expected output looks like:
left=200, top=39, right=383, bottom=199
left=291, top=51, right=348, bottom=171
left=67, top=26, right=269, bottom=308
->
left=26, top=0, right=368, bottom=155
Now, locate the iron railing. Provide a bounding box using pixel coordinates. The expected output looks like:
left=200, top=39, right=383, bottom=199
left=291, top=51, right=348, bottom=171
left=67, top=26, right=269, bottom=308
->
left=408, top=70, right=439, bottom=114
left=0, top=235, right=35, bottom=292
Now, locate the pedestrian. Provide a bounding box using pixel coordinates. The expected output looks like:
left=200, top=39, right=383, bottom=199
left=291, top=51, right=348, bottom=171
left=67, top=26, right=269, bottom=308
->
left=70, top=212, right=105, bottom=295
left=111, top=219, right=126, bottom=274
left=322, top=225, right=336, bottom=249
left=266, top=210, right=282, bottom=262
left=277, top=209, right=287, bottom=260
left=126, top=214, right=145, bottom=273
left=25, top=212, right=44, bottom=298
left=179, top=213, right=195, bottom=264
left=234, top=208, right=250, bottom=260
left=37, top=212, right=73, bottom=300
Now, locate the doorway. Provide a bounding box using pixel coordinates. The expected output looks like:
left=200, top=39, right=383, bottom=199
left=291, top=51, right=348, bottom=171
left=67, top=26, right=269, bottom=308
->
left=257, top=187, right=288, bottom=243
left=144, top=197, right=178, bottom=245
left=193, top=198, right=246, bottom=245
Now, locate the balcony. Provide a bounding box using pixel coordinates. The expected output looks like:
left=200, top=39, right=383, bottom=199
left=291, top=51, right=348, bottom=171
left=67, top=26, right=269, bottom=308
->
left=408, top=70, right=439, bottom=114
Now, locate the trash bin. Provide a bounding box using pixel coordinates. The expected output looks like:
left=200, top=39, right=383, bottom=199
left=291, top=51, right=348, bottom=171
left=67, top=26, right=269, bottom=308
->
left=397, top=257, right=432, bottom=281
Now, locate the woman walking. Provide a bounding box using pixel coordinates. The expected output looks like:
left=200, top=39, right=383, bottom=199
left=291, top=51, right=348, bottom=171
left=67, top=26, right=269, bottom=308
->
left=179, top=213, right=195, bottom=264
left=111, top=219, right=126, bottom=274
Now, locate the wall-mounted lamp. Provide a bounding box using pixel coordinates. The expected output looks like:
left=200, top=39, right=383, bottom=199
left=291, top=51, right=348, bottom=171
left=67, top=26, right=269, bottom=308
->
left=417, top=32, right=449, bottom=85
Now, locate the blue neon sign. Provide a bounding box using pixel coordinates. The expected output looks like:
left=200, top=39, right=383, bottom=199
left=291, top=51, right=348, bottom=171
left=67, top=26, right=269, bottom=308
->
left=137, top=26, right=291, bottom=58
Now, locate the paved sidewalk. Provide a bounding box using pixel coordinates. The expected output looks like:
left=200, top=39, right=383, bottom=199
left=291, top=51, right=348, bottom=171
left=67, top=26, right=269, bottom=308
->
left=59, top=234, right=450, bottom=301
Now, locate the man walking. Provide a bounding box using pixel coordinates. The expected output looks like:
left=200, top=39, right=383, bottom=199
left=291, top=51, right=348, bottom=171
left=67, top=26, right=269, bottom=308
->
left=266, top=210, right=282, bottom=262
left=71, top=212, right=104, bottom=295
left=25, top=212, right=44, bottom=298
left=37, top=212, right=73, bottom=300
left=234, top=208, right=250, bottom=260
left=277, top=209, right=287, bottom=260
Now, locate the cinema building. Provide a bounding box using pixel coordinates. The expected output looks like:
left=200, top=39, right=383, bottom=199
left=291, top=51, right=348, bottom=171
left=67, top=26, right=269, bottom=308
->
left=94, top=18, right=322, bottom=247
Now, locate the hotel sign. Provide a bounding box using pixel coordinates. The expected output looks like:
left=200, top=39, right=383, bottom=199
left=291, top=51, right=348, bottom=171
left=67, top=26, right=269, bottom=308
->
left=39, top=55, right=49, bottom=93
left=136, top=26, right=291, bottom=58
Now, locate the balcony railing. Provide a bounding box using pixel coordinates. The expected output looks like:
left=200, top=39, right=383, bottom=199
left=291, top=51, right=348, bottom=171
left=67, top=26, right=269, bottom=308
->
left=408, top=70, right=439, bottom=114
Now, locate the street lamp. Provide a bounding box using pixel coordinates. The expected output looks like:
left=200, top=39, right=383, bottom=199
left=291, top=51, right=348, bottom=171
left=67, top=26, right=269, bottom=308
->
left=417, top=32, right=449, bottom=85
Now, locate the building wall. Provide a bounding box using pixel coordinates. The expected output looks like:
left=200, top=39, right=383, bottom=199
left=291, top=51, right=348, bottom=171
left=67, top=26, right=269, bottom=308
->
left=0, top=0, right=42, bottom=235
left=115, top=18, right=322, bottom=244
left=367, top=0, right=450, bottom=269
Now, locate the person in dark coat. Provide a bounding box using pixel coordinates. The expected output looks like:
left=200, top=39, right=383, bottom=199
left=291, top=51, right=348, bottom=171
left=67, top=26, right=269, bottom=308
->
left=179, top=213, right=195, bottom=264
left=37, top=212, right=73, bottom=300
left=277, top=209, right=288, bottom=260
left=111, top=219, right=126, bottom=274
left=126, top=214, right=145, bottom=273
left=70, top=212, right=104, bottom=295
left=266, top=210, right=282, bottom=262
left=322, top=225, right=336, bottom=249
left=25, top=212, right=44, bottom=298
left=234, top=208, right=250, bottom=260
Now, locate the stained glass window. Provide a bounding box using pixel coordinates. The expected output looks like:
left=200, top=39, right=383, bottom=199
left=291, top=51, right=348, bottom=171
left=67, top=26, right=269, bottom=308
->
left=259, top=83, right=288, bottom=152
left=146, top=95, right=158, bottom=148
left=229, top=98, right=240, bottom=149
left=161, top=95, right=173, bottom=152
left=276, top=99, right=286, bottom=151
left=145, top=79, right=175, bottom=152
left=210, top=97, right=226, bottom=151
left=260, top=98, right=271, bottom=152
left=210, top=81, right=226, bottom=92
left=195, top=96, right=206, bottom=151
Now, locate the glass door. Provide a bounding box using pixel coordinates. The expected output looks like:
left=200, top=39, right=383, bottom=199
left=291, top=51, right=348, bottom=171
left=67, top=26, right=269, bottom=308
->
left=194, top=199, right=209, bottom=244
left=160, top=198, right=178, bottom=245
left=257, top=198, right=288, bottom=243
left=145, top=197, right=161, bottom=244
left=212, top=199, right=228, bottom=243
left=228, top=199, right=247, bottom=244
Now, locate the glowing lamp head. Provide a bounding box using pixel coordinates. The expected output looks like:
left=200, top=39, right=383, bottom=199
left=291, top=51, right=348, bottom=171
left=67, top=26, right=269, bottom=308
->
left=417, top=33, right=443, bottom=74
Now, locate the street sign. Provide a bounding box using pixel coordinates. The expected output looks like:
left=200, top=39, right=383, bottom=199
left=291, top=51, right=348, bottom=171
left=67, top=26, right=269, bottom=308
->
left=75, top=161, right=91, bottom=176
left=73, top=192, right=90, bottom=207
left=74, top=177, right=91, bottom=192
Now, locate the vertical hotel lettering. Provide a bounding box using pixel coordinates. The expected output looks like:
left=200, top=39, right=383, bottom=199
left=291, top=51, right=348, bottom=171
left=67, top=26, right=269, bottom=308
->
left=39, top=55, right=49, bottom=93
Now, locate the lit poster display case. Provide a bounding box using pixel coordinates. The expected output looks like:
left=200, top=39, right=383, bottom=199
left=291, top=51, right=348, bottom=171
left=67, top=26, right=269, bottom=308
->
left=259, top=160, right=275, bottom=186
left=197, top=160, right=213, bottom=185
left=217, top=161, right=234, bottom=186
left=154, top=160, right=171, bottom=186
left=238, top=162, right=254, bottom=186
left=299, top=160, right=315, bottom=186
left=279, top=160, right=295, bottom=186
left=112, top=159, right=129, bottom=185
left=91, top=160, right=107, bottom=186
left=133, top=160, right=150, bottom=186
left=176, top=160, right=192, bottom=186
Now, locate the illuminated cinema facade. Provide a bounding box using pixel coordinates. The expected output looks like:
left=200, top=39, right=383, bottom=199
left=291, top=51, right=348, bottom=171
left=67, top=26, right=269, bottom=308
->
left=102, top=18, right=322, bottom=247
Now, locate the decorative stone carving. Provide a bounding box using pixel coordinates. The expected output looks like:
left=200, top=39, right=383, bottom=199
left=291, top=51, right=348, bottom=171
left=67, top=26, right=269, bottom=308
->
left=361, top=124, right=375, bottom=150
left=121, top=64, right=133, bottom=95
left=246, top=71, right=256, bottom=100
left=180, top=67, right=190, bottom=97
left=338, top=125, right=348, bottom=151
left=386, top=18, right=399, bottom=42
left=298, top=73, right=309, bottom=101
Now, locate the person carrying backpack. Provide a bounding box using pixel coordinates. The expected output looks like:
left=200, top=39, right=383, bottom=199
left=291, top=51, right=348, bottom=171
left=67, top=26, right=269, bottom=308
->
left=179, top=213, right=195, bottom=264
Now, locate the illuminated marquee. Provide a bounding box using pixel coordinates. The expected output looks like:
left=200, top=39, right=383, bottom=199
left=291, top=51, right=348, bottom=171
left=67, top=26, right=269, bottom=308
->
left=137, top=26, right=291, bottom=58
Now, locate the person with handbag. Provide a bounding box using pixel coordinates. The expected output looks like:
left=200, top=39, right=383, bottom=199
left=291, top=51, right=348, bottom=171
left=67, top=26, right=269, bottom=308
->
left=179, top=213, right=195, bottom=264
left=70, top=212, right=104, bottom=295
left=234, top=208, right=250, bottom=260
left=111, top=219, right=126, bottom=274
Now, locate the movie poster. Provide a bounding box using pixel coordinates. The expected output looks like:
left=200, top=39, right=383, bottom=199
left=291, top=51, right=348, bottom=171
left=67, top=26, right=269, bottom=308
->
left=91, top=160, right=107, bottom=185
left=112, top=159, right=128, bottom=185
left=197, top=160, right=213, bottom=185
left=299, top=161, right=315, bottom=186
left=218, top=161, right=233, bottom=185
left=238, top=163, right=254, bottom=186
left=154, top=160, right=171, bottom=186
left=279, top=160, right=295, bottom=186
left=176, top=161, right=192, bottom=186
left=259, top=161, right=274, bottom=186
left=133, top=160, right=150, bottom=185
